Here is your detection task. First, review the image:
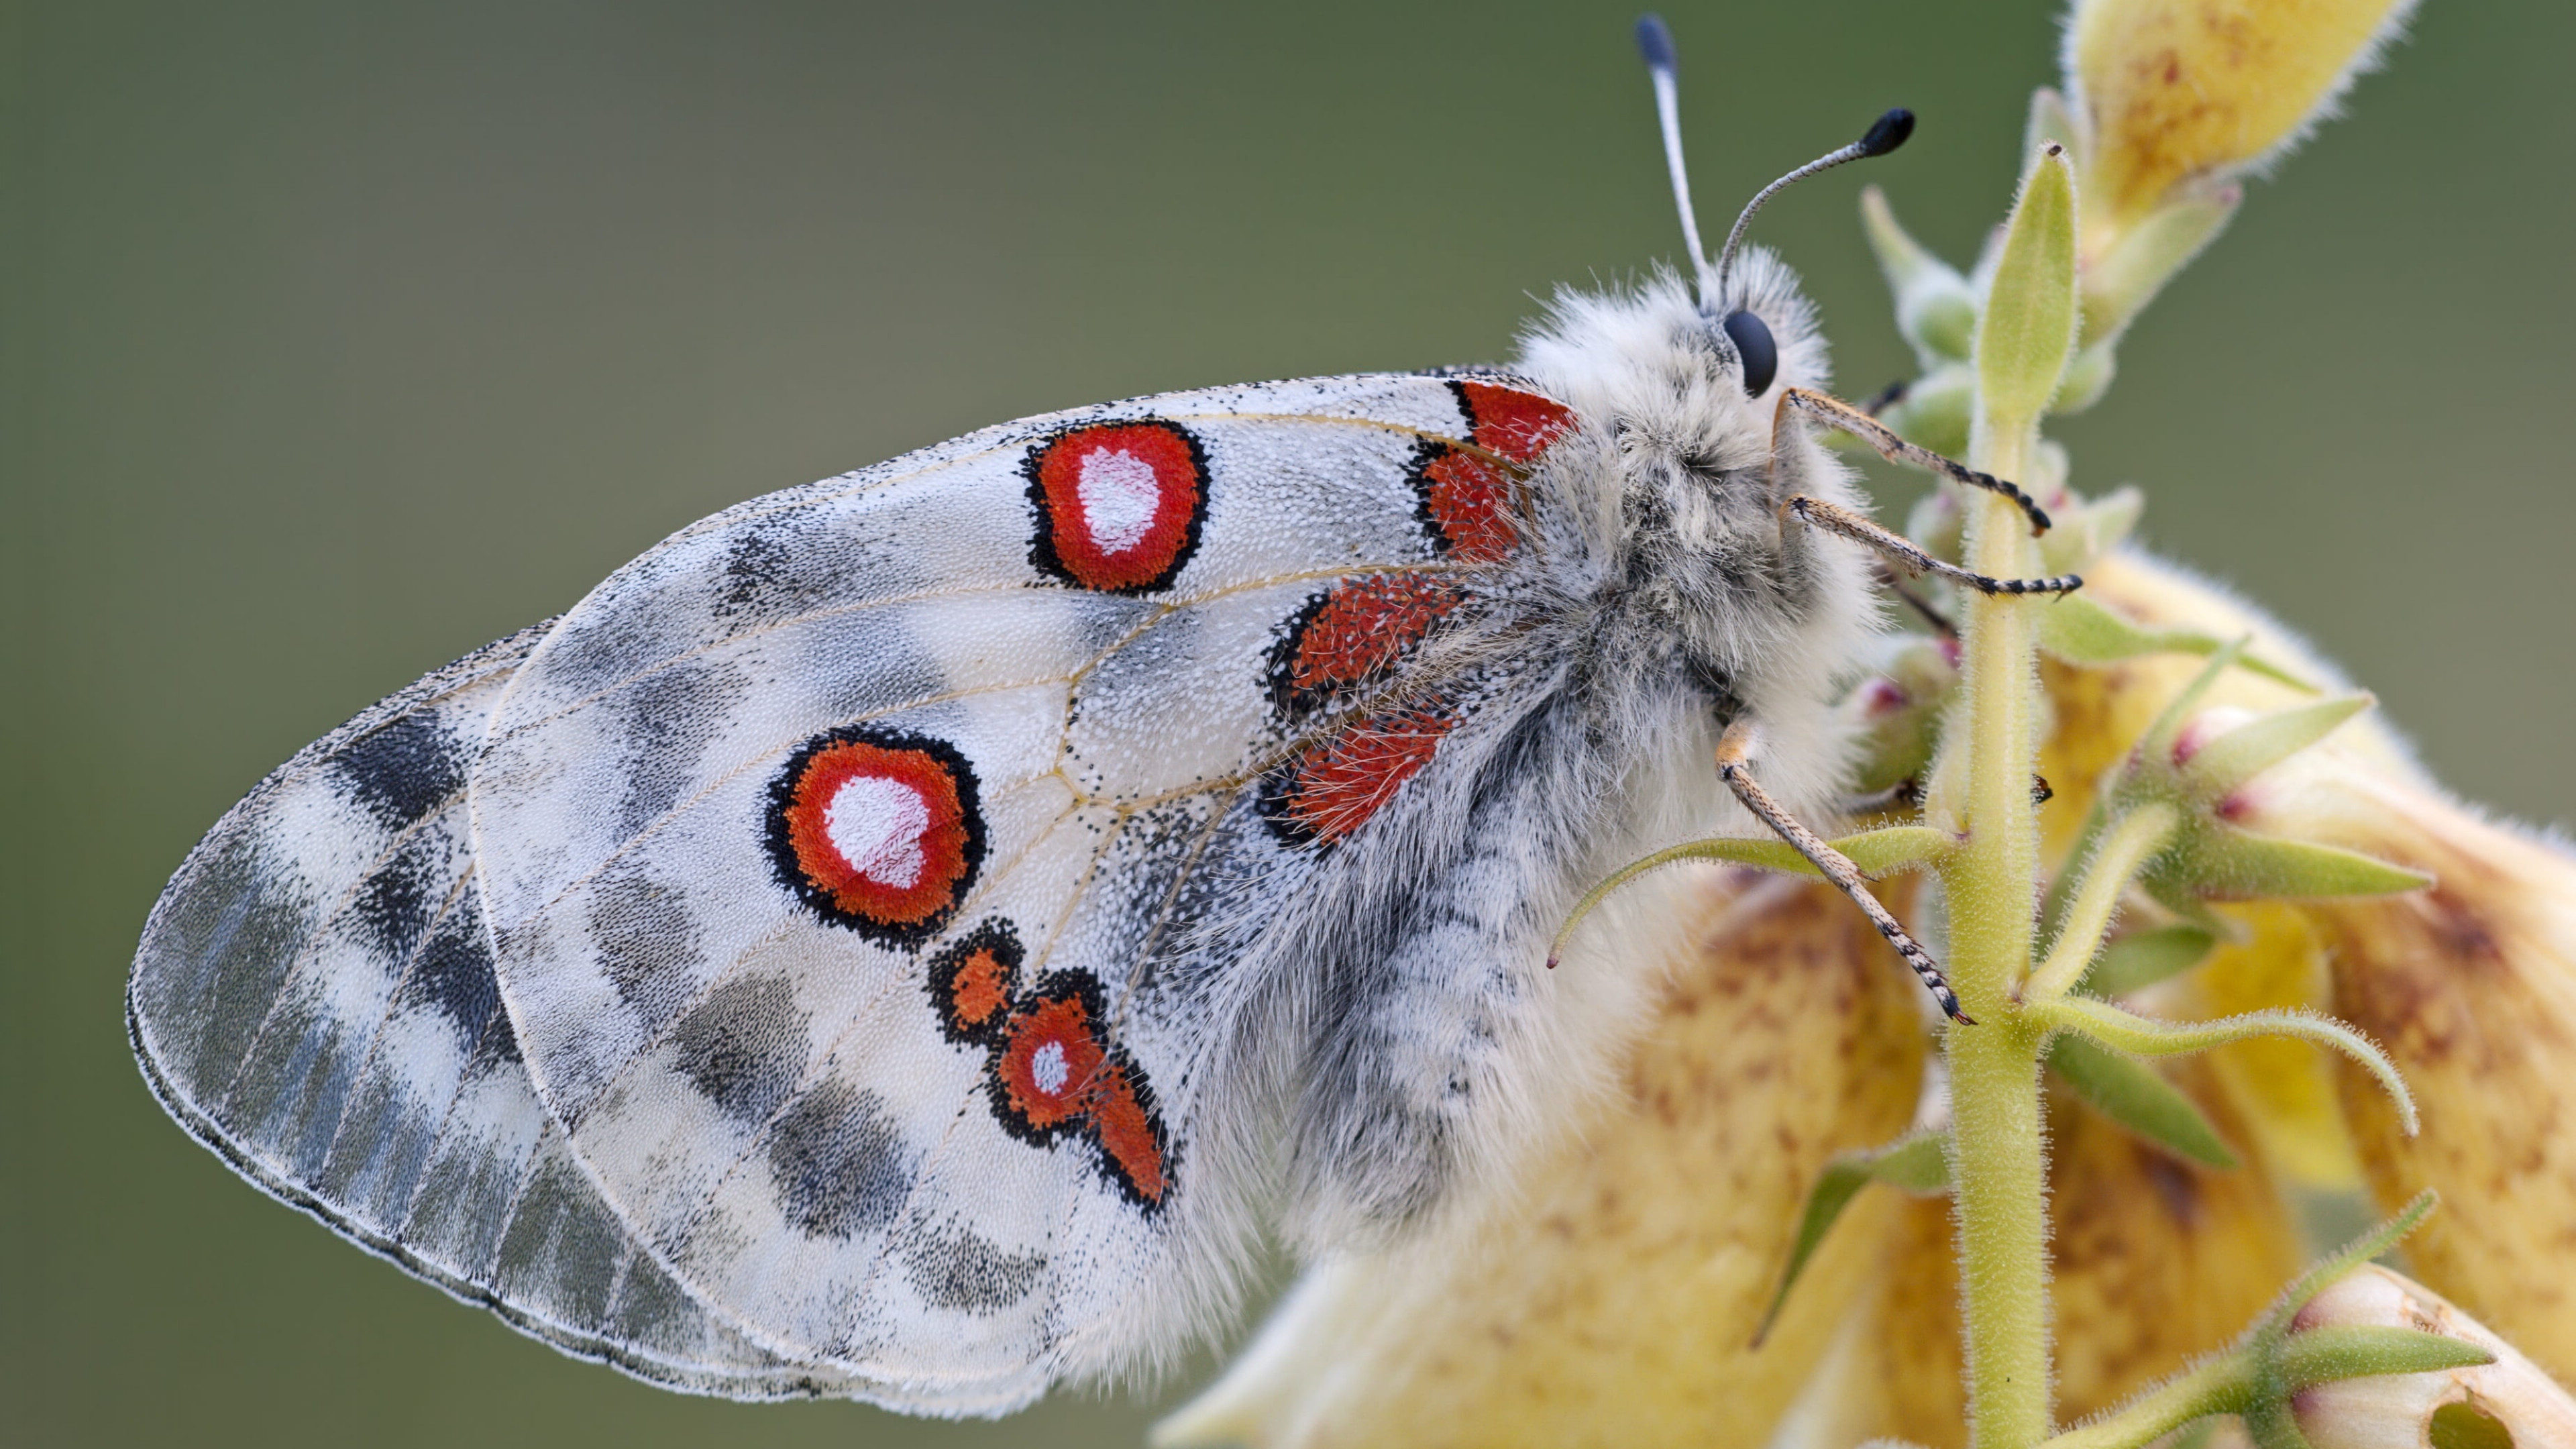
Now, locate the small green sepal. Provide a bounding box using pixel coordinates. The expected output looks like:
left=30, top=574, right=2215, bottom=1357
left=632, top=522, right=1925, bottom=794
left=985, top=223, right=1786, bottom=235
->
left=2036, top=596, right=2315, bottom=692
left=2274, top=1326, right=2495, bottom=1394
left=2182, top=832, right=2434, bottom=902
left=2181, top=694, right=2373, bottom=796
left=1753, top=1130, right=1949, bottom=1346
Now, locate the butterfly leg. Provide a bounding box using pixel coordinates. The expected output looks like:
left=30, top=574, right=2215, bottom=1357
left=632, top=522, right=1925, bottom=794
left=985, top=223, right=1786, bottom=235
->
left=1713, top=720, right=1972, bottom=1023
left=1775, top=385, right=2056, bottom=534
left=1784, top=494, right=2083, bottom=597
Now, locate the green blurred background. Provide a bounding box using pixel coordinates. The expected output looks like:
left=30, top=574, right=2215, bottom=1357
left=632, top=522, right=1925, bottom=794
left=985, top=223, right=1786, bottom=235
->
left=9, top=1, right=2571, bottom=1443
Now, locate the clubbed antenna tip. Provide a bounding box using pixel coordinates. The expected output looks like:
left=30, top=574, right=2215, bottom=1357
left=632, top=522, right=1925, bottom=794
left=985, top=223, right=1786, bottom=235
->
left=1859, top=107, right=1916, bottom=158
left=1635, top=13, right=1677, bottom=72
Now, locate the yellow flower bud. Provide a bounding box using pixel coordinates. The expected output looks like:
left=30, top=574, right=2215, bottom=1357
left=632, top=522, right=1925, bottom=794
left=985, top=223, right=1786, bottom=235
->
left=1155, top=873, right=1927, bottom=1449
left=2252, top=763, right=2576, bottom=1388
left=2065, top=0, right=2419, bottom=235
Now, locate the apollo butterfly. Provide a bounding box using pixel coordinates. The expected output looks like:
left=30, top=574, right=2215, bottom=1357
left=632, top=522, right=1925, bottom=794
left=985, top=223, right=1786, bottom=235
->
left=127, top=14, right=2074, bottom=1416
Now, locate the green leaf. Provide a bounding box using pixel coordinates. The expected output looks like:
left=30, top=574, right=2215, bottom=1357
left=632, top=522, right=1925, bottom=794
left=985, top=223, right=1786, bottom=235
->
left=2036, top=996, right=2417, bottom=1136
left=1862, top=185, right=1978, bottom=366
left=2276, top=1326, right=2493, bottom=1393
left=2084, top=924, right=2218, bottom=997
left=1754, top=1131, right=1947, bottom=1345
left=2176, top=832, right=2433, bottom=901
left=2182, top=694, right=2373, bottom=796
left=1976, top=144, right=2080, bottom=437
left=2035, top=594, right=2316, bottom=692
left=2047, top=1033, right=2239, bottom=1169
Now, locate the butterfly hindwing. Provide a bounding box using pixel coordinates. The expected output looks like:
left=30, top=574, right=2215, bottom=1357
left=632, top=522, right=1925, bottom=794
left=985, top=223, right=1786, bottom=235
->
left=467, top=374, right=1576, bottom=1400
left=126, top=627, right=911, bottom=1401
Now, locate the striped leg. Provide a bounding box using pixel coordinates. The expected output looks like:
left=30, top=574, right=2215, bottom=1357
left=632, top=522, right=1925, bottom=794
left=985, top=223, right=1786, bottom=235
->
left=1786, top=495, right=2082, bottom=598
left=1715, top=721, right=1972, bottom=1023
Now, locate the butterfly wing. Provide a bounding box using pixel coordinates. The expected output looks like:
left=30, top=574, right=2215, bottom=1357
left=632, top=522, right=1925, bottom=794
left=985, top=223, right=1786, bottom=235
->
left=126, top=627, right=914, bottom=1401
left=468, top=374, right=1580, bottom=1407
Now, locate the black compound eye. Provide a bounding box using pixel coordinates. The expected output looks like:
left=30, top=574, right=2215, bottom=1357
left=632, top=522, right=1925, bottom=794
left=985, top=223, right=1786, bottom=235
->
left=1722, top=309, right=1778, bottom=397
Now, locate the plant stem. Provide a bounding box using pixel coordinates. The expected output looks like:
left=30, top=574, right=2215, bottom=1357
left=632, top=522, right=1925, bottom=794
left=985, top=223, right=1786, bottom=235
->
left=1941, top=427, right=2055, bottom=1448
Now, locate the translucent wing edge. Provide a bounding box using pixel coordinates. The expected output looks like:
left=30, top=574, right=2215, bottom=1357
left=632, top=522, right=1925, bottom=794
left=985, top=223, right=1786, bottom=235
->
left=121, top=622, right=863, bottom=1402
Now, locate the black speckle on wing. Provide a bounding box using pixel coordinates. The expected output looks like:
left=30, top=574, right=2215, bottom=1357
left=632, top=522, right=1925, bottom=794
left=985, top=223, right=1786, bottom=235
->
left=588, top=861, right=704, bottom=1030
left=767, top=1078, right=911, bottom=1242
left=333, top=713, right=466, bottom=828
left=349, top=835, right=443, bottom=961
left=132, top=624, right=896, bottom=1399
left=671, top=975, right=808, bottom=1126
left=612, top=659, right=743, bottom=841
left=900, top=1226, right=1046, bottom=1314
left=410, top=902, right=502, bottom=1051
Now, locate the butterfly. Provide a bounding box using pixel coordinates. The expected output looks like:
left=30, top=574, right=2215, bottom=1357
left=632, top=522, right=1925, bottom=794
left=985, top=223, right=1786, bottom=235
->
left=127, top=15, right=2076, bottom=1416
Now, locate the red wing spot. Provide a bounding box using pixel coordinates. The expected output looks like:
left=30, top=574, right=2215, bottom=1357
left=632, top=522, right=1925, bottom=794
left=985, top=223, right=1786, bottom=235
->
left=947, top=948, right=1010, bottom=1033
left=925, top=920, right=1026, bottom=1044
left=1417, top=446, right=1516, bottom=564
left=1087, top=1063, right=1167, bottom=1204
left=1456, top=380, right=1578, bottom=464
left=1275, top=706, right=1460, bottom=843
left=1026, top=420, right=1209, bottom=593
left=768, top=730, right=983, bottom=945
left=1277, top=575, right=1464, bottom=712
left=997, top=995, right=1108, bottom=1132
left=941, top=960, right=1173, bottom=1212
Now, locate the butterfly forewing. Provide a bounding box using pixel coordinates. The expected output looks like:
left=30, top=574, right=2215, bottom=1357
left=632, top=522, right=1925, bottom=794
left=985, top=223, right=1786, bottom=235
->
left=468, top=374, right=1559, bottom=1388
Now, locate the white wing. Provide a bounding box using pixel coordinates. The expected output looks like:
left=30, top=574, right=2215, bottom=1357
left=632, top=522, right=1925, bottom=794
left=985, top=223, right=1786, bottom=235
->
left=126, top=628, right=908, bottom=1401
left=469, top=373, right=1578, bottom=1407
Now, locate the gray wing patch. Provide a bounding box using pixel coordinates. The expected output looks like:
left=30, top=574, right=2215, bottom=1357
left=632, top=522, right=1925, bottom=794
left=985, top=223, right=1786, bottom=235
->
left=126, top=625, right=887, bottom=1401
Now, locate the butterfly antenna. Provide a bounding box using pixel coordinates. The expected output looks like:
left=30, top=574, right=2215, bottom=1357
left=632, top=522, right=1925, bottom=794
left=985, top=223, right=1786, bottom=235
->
left=1635, top=15, right=1711, bottom=290
left=1711, top=107, right=1915, bottom=304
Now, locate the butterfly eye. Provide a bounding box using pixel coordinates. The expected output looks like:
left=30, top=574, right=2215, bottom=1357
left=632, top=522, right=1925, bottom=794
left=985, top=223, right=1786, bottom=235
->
left=1722, top=309, right=1778, bottom=397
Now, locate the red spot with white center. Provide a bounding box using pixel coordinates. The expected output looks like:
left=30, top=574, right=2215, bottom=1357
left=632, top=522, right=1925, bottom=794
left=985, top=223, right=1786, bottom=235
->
left=969, top=971, right=1170, bottom=1208
left=1267, top=704, right=1460, bottom=843
left=998, top=996, right=1104, bottom=1132
left=1026, top=420, right=1208, bottom=592
left=1271, top=574, right=1464, bottom=714
left=767, top=729, right=983, bottom=944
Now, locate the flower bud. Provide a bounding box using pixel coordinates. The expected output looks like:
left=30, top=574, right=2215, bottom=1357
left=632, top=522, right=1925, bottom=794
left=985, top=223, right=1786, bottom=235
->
left=1864, top=186, right=1981, bottom=367
left=2290, top=1266, right=2576, bottom=1448
left=2065, top=0, right=2418, bottom=237
left=2261, top=761, right=2576, bottom=1388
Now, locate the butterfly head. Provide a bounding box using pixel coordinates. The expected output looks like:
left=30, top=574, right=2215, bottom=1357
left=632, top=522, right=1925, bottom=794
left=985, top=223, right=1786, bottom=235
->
left=1635, top=13, right=1911, bottom=399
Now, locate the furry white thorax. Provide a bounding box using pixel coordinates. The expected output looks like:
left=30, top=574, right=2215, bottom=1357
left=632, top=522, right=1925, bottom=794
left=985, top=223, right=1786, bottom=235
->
left=1512, top=250, right=1882, bottom=822
left=1228, top=255, right=1888, bottom=1291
